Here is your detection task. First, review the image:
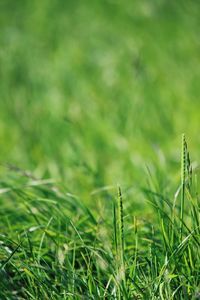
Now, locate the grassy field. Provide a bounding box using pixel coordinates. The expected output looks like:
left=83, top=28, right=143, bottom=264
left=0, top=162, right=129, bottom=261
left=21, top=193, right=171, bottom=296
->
left=0, top=1, right=200, bottom=299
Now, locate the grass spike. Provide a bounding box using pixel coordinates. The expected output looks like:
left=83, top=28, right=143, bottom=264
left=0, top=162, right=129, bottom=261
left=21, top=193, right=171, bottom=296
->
left=180, top=133, right=187, bottom=240
left=117, top=186, right=126, bottom=297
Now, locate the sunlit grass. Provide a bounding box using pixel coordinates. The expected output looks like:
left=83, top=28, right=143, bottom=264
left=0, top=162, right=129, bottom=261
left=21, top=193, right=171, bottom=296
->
left=0, top=1, right=200, bottom=298
left=0, top=136, right=199, bottom=299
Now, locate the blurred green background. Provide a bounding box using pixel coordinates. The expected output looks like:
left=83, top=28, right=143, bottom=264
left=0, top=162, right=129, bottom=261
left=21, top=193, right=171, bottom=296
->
left=0, top=0, right=200, bottom=195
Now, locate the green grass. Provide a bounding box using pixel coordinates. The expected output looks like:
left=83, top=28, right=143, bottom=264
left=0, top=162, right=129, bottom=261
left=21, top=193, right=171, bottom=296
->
left=0, top=136, right=199, bottom=299
left=0, top=0, right=200, bottom=299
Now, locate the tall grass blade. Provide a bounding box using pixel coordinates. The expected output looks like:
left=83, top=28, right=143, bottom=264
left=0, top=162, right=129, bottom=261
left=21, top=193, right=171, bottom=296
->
left=117, top=186, right=126, bottom=297
left=180, top=133, right=187, bottom=240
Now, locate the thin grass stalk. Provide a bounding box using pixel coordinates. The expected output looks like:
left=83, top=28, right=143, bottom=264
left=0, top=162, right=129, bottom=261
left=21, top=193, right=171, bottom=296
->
left=180, top=133, right=186, bottom=241
left=113, top=202, right=118, bottom=255
left=117, top=187, right=126, bottom=295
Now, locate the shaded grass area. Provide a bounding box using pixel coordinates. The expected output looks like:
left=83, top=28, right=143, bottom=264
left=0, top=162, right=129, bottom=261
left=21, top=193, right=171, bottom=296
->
left=0, top=0, right=200, bottom=299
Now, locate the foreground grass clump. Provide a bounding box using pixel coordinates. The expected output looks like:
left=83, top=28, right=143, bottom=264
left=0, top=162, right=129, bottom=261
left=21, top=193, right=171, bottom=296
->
left=0, top=136, right=200, bottom=299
